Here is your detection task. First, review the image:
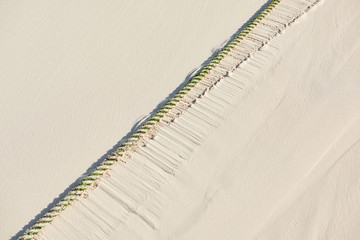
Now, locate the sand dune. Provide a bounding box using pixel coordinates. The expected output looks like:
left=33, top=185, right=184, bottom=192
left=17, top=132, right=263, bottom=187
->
left=0, top=0, right=266, bottom=239
left=2, top=0, right=360, bottom=239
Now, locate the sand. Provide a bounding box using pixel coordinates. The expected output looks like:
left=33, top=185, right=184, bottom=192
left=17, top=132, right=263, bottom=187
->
left=0, top=0, right=267, bottom=239
left=2, top=0, right=360, bottom=239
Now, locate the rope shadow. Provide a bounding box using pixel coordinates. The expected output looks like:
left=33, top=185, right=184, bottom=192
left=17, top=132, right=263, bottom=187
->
left=11, top=1, right=273, bottom=239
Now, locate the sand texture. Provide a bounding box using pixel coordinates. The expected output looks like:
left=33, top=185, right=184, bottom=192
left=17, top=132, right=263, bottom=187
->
left=2, top=0, right=360, bottom=239
left=0, top=0, right=266, bottom=239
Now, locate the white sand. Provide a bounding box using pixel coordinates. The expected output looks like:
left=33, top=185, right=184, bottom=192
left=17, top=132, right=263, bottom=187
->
left=0, top=0, right=266, bottom=239
left=2, top=0, right=360, bottom=239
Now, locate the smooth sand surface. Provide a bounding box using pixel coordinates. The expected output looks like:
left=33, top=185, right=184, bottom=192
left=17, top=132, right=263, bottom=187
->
left=2, top=0, right=360, bottom=239
left=0, top=0, right=266, bottom=239
left=33, top=0, right=360, bottom=239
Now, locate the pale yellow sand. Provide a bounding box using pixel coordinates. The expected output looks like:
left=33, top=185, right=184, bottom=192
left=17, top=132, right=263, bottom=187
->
left=33, top=0, right=360, bottom=239
left=0, top=0, right=265, bottom=239
left=2, top=0, right=360, bottom=239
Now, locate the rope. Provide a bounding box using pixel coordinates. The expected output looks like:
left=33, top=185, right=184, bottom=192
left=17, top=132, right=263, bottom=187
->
left=19, top=0, right=320, bottom=239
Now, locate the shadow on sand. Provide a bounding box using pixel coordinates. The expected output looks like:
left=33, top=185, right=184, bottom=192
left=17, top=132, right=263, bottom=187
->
left=12, top=1, right=273, bottom=239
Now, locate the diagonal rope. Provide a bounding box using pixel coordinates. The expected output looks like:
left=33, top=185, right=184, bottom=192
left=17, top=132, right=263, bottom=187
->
left=19, top=0, right=321, bottom=239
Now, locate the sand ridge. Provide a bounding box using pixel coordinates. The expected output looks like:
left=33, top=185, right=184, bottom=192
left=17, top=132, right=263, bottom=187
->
left=2, top=0, right=360, bottom=239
